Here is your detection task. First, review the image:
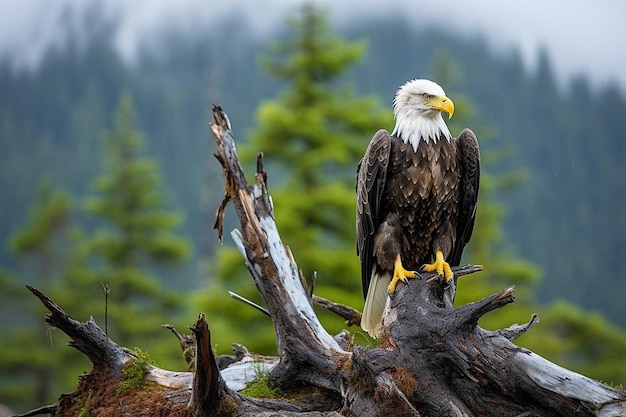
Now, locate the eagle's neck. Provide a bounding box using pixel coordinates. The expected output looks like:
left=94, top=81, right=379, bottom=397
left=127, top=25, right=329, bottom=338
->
left=391, top=111, right=452, bottom=151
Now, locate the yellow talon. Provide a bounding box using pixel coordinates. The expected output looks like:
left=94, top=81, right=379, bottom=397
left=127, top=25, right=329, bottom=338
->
left=387, top=255, right=419, bottom=293
left=421, top=250, right=454, bottom=283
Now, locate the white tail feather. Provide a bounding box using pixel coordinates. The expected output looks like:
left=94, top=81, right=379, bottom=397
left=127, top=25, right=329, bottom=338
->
left=361, top=272, right=391, bottom=337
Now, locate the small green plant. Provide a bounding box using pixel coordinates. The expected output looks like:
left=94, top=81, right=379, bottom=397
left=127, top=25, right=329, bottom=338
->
left=240, top=363, right=281, bottom=399
left=601, top=380, right=625, bottom=391
left=116, top=347, right=155, bottom=394
left=182, top=346, right=195, bottom=362
left=77, top=390, right=92, bottom=417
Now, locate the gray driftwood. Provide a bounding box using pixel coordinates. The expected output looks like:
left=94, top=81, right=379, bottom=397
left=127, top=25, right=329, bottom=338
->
left=20, top=105, right=626, bottom=417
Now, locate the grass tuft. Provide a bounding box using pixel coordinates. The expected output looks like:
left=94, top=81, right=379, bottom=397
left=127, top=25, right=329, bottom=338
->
left=116, top=347, right=155, bottom=395
left=240, top=363, right=281, bottom=399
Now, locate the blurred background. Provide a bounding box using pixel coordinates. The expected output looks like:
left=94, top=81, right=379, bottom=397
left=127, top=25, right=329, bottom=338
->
left=1, top=0, right=625, bottom=413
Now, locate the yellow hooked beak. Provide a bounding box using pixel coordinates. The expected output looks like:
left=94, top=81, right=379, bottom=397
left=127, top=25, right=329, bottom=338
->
left=426, top=95, right=455, bottom=119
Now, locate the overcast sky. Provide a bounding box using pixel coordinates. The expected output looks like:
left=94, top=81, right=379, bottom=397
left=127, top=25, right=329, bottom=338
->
left=1, top=0, right=624, bottom=90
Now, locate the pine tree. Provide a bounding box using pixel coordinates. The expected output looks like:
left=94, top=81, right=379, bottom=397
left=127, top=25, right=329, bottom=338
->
left=198, top=5, right=392, bottom=353
left=66, top=93, right=191, bottom=358
left=243, top=4, right=391, bottom=283
left=0, top=179, right=79, bottom=410
left=8, top=179, right=73, bottom=286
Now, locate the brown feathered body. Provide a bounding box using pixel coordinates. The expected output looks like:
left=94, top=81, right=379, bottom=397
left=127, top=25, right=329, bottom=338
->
left=375, top=137, right=461, bottom=275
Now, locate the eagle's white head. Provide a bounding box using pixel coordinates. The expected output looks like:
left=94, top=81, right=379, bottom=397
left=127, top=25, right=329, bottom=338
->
left=391, top=79, right=455, bottom=151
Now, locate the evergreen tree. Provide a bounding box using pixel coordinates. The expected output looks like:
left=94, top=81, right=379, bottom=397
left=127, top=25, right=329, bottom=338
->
left=0, top=180, right=81, bottom=410
left=8, top=179, right=73, bottom=286
left=244, top=3, right=391, bottom=284
left=197, top=4, right=392, bottom=353
left=62, top=93, right=191, bottom=359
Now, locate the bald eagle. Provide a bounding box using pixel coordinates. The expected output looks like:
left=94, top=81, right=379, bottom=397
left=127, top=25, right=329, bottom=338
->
left=357, top=79, right=480, bottom=337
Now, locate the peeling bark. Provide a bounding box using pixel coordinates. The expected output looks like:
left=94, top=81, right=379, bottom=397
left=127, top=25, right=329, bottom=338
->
left=19, top=106, right=626, bottom=417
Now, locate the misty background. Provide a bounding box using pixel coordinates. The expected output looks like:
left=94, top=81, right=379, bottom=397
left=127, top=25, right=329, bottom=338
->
left=2, top=0, right=625, bottom=89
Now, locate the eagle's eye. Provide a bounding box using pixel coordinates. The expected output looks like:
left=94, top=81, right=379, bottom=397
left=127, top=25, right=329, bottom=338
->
left=422, top=93, right=432, bottom=100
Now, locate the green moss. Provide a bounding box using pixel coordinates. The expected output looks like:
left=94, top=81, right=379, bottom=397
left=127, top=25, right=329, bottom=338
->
left=77, top=390, right=92, bottom=417
left=239, top=363, right=281, bottom=399
left=182, top=346, right=195, bottom=363
left=116, top=347, right=156, bottom=394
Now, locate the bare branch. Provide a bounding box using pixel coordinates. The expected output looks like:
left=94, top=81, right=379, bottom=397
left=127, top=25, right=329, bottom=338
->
left=228, top=291, right=271, bottom=317
left=497, top=313, right=540, bottom=340
left=312, top=295, right=361, bottom=327
left=26, top=285, right=129, bottom=378
left=11, top=404, right=58, bottom=417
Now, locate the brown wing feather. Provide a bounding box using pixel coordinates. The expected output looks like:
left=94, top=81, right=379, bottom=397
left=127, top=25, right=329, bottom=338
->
left=449, top=128, right=480, bottom=266
left=356, top=129, right=392, bottom=298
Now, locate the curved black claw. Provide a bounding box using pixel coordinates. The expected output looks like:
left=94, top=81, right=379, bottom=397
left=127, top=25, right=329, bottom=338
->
left=419, top=264, right=443, bottom=281
left=387, top=271, right=422, bottom=297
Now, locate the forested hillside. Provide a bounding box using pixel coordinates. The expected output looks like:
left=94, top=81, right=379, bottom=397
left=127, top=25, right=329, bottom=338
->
left=2, top=15, right=624, bottom=323
left=1, top=9, right=626, bottom=412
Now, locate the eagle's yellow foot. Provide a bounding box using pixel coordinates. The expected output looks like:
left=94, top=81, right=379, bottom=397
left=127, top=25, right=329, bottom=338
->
left=420, top=250, right=454, bottom=283
left=387, top=255, right=420, bottom=294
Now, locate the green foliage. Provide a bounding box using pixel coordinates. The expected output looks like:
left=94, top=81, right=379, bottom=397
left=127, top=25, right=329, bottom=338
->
left=77, top=390, right=93, bottom=417
left=116, top=348, right=155, bottom=394
left=9, top=178, right=71, bottom=260
left=239, top=363, right=282, bottom=399
left=246, top=5, right=391, bottom=264
left=84, top=93, right=191, bottom=270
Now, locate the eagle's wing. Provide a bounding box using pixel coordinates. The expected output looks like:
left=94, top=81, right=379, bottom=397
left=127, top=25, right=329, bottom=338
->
left=450, top=128, right=480, bottom=267
left=356, top=129, right=392, bottom=298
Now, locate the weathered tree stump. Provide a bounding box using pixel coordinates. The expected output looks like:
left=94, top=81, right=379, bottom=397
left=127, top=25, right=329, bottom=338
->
left=19, top=105, right=626, bottom=417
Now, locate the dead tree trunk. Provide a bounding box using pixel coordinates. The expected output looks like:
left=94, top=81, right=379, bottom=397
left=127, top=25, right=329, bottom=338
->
left=20, top=105, right=626, bottom=417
